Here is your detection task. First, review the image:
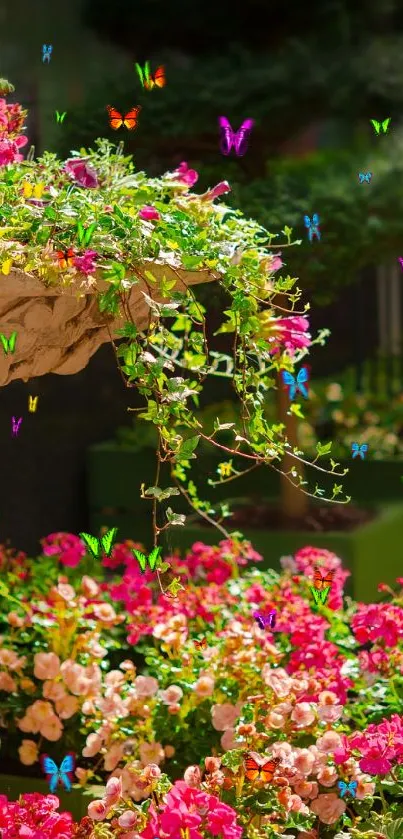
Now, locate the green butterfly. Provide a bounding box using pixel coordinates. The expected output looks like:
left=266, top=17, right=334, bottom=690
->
left=132, top=546, right=163, bottom=573
left=79, top=527, right=118, bottom=559
left=135, top=61, right=151, bottom=88
left=310, top=586, right=331, bottom=606
left=55, top=111, right=67, bottom=123
left=0, top=331, right=17, bottom=355
left=370, top=118, right=391, bottom=135
left=77, top=221, right=97, bottom=247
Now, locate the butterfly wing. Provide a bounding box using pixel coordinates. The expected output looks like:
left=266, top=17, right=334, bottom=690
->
left=59, top=753, right=75, bottom=792
left=312, top=213, right=320, bottom=226
left=153, top=66, right=166, bottom=88
left=234, top=118, right=254, bottom=157
left=348, top=781, right=358, bottom=797
left=2, top=259, right=12, bottom=275
left=253, top=612, right=265, bottom=630
left=322, top=570, right=335, bottom=588
left=79, top=532, right=101, bottom=559
left=382, top=118, right=391, bottom=133
left=218, top=116, right=235, bottom=155
left=123, top=106, right=141, bottom=130
left=8, top=331, right=17, bottom=353
left=304, top=214, right=312, bottom=229
left=370, top=119, right=381, bottom=134
left=313, top=569, right=325, bottom=591
left=259, top=757, right=280, bottom=784
left=281, top=370, right=297, bottom=401
left=33, top=184, right=45, bottom=199
left=360, top=444, right=369, bottom=456
left=133, top=549, right=147, bottom=573
left=135, top=63, right=145, bottom=86
left=22, top=181, right=33, bottom=198
left=244, top=753, right=260, bottom=782
left=268, top=610, right=276, bottom=629
left=100, top=527, right=118, bottom=557
left=41, top=755, right=60, bottom=793
left=296, top=366, right=309, bottom=399
left=337, top=780, right=347, bottom=797
left=147, top=546, right=162, bottom=571
left=107, top=106, right=124, bottom=130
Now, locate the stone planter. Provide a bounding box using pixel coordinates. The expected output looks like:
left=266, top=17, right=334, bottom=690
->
left=0, top=263, right=217, bottom=384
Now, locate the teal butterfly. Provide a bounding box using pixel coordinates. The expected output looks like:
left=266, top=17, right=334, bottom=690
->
left=370, top=118, right=391, bottom=135
left=77, top=221, right=97, bottom=247
left=0, top=331, right=17, bottom=355
left=79, top=527, right=118, bottom=559
left=132, top=546, right=163, bottom=573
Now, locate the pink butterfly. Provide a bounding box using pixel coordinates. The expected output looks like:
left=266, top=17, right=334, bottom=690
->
left=218, top=116, right=254, bottom=157
left=398, top=258, right=403, bottom=270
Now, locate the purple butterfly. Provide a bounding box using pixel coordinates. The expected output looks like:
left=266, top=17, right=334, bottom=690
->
left=253, top=610, right=276, bottom=630
left=11, top=416, right=22, bottom=437
left=218, top=116, right=254, bottom=157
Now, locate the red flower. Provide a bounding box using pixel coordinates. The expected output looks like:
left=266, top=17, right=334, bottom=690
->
left=64, top=158, right=99, bottom=188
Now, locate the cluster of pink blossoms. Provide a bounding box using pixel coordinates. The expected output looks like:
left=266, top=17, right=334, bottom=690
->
left=0, top=793, right=74, bottom=839
left=0, top=95, right=28, bottom=167
left=336, top=714, right=403, bottom=775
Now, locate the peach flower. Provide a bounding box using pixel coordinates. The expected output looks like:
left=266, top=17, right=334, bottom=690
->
left=42, top=681, right=66, bottom=702
left=55, top=695, right=79, bottom=719
left=18, top=739, right=39, bottom=766
left=316, top=731, right=342, bottom=754
left=183, top=765, right=202, bottom=787
left=133, top=675, right=159, bottom=698
left=29, top=700, right=55, bottom=724
left=104, top=776, right=123, bottom=804
left=34, top=652, right=61, bottom=680
left=87, top=799, right=108, bottom=821
left=291, top=703, right=316, bottom=727
left=92, top=603, right=117, bottom=624
left=266, top=711, right=286, bottom=729
left=211, top=702, right=241, bottom=731
left=164, top=745, right=175, bottom=758
left=105, top=670, right=125, bottom=688
left=82, top=732, right=103, bottom=758
left=293, top=780, right=319, bottom=799
left=317, top=704, right=343, bottom=723
left=41, top=714, right=63, bottom=741
left=17, top=711, right=40, bottom=734
left=7, top=611, right=24, bottom=628
left=355, top=775, right=376, bottom=799
left=20, top=678, right=36, bottom=693
left=118, top=811, right=138, bottom=829
left=0, top=672, right=16, bottom=692
left=262, top=666, right=293, bottom=698
left=193, top=676, right=215, bottom=698
left=160, top=685, right=183, bottom=705
left=0, top=649, right=25, bottom=669
left=104, top=743, right=125, bottom=771
left=139, top=741, right=165, bottom=766
left=81, top=576, right=100, bottom=598
left=316, top=765, right=339, bottom=787
left=220, top=728, right=244, bottom=751
left=310, top=793, right=346, bottom=824
left=293, top=749, right=315, bottom=776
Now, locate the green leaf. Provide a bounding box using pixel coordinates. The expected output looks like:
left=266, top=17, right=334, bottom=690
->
left=385, top=819, right=403, bottom=839
left=316, top=441, right=333, bottom=457
left=166, top=507, right=186, bottom=526
left=175, top=435, right=200, bottom=462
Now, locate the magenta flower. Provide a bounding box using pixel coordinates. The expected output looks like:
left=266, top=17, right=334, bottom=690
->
left=359, top=750, right=392, bottom=776
left=41, top=532, right=86, bottom=568
left=198, top=181, right=231, bottom=201
left=0, top=793, right=74, bottom=838
left=0, top=135, right=27, bottom=167
left=139, top=205, right=161, bottom=221
left=73, top=249, right=98, bottom=275
left=172, top=161, right=199, bottom=188
left=258, top=312, right=312, bottom=356
left=64, top=158, right=99, bottom=188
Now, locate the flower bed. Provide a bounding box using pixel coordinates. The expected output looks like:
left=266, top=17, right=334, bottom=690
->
left=1, top=533, right=403, bottom=838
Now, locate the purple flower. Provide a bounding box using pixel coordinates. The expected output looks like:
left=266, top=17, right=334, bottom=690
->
left=64, top=158, right=99, bottom=188
left=172, top=161, right=199, bottom=188
left=73, top=249, right=98, bottom=275
left=138, top=205, right=161, bottom=221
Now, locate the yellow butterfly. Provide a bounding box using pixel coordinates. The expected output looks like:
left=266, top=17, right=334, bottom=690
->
left=1, top=259, right=12, bottom=275
left=22, top=181, right=46, bottom=199
left=28, top=395, right=38, bottom=412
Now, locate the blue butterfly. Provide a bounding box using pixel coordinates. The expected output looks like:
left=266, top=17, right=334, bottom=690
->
left=40, top=753, right=75, bottom=792
left=304, top=213, right=321, bottom=242
left=358, top=172, right=372, bottom=183
left=351, top=442, right=368, bottom=460
left=281, top=366, right=309, bottom=401
left=337, top=780, right=358, bottom=798
left=42, top=44, right=53, bottom=63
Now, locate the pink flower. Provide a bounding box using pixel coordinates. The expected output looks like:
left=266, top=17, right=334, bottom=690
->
left=310, top=792, right=346, bottom=824
left=64, top=158, right=99, bottom=188
left=198, top=181, right=231, bottom=201
left=118, top=811, right=138, bottom=828
left=73, top=249, right=98, bottom=275
left=0, top=135, right=27, bottom=166
left=41, top=532, right=86, bottom=568
left=159, top=685, right=183, bottom=705
left=87, top=799, right=108, bottom=821
left=82, top=732, right=103, bottom=758
left=133, top=675, right=159, bottom=698
left=104, top=775, right=122, bottom=805
left=291, top=703, right=316, bottom=728
left=258, top=312, right=312, bottom=356
left=139, top=205, right=160, bottom=221
left=171, top=161, right=198, bottom=187
left=139, top=741, right=165, bottom=766
left=193, top=675, right=215, bottom=697
left=34, top=652, right=61, bottom=681
left=211, top=702, right=241, bottom=731
left=359, top=752, right=392, bottom=775
left=316, top=731, right=343, bottom=754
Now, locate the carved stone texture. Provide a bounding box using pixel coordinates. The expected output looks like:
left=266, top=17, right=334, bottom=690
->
left=0, top=262, right=218, bottom=385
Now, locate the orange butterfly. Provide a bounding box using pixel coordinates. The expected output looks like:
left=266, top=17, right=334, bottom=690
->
left=106, top=105, right=141, bottom=130
left=56, top=248, right=75, bottom=269
left=145, top=66, right=166, bottom=90
left=244, top=752, right=281, bottom=784
left=313, top=568, right=335, bottom=591
left=194, top=638, right=207, bottom=651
